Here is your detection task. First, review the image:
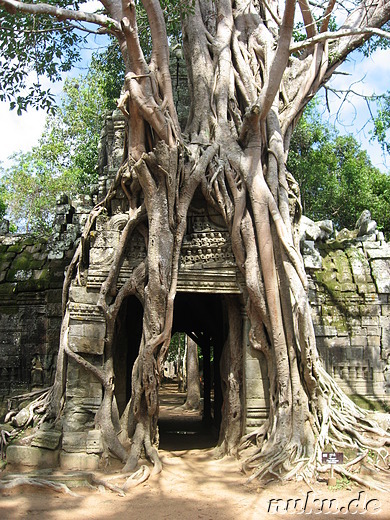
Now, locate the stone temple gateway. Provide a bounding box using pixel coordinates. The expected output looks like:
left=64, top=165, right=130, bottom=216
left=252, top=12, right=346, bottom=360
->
left=63, top=182, right=270, bottom=468
left=1, top=110, right=390, bottom=469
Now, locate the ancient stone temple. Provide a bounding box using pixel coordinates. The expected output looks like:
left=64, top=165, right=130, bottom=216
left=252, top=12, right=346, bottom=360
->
left=58, top=110, right=268, bottom=468
left=1, top=110, right=390, bottom=469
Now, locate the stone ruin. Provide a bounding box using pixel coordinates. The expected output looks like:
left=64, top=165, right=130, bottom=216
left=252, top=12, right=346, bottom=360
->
left=1, top=110, right=390, bottom=469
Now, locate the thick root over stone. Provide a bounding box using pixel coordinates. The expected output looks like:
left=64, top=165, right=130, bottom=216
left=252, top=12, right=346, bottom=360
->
left=240, top=364, right=390, bottom=485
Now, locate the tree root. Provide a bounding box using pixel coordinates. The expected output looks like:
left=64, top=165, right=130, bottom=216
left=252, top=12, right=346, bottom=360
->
left=5, top=388, right=53, bottom=433
left=334, top=466, right=390, bottom=493
left=123, top=419, right=162, bottom=475
left=0, top=476, right=80, bottom=497
left=89, top=474, right=126, bottom=496
left=88, top=465, right=152, bottom=494
left=240, top=362, right=390, bottom=485
left=122, top=465, right=151, bottom=490
left=0, top=466, right=156, bottom=498
left=0, top=429, right=12, bottom=459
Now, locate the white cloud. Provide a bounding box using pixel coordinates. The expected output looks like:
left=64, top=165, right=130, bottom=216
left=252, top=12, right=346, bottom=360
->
left=0, top=104, right=47, bottom=167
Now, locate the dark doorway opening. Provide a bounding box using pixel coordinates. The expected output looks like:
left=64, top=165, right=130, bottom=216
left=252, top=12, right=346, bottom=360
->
left=158, top=292, right=229, bottom=450
left=113, top=296, right=143, bottom=416
left=113, top=292, right=234, bottom=451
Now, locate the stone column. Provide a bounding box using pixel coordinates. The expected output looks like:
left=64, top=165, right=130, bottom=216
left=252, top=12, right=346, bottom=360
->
left=60, top=284, right=105, bottom=470
left=242, top=307, right=270, bottom=433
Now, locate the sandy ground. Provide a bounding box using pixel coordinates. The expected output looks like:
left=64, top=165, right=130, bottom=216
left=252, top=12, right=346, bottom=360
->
left=1, top=385, right=390, bottom=519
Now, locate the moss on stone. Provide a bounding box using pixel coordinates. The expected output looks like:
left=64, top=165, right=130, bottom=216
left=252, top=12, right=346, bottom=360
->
left=349, top=394, right=389, bottom=413
left=9, top=254, right=30, bottom=270
left=21, top=237, right=38, bottom=246
left=16, top=279, right=50, bottom=292
left=0, top=283, right=17, bottom=296
left=34, top=269, right=51, bottom=283
left=0, top=252, right=16, bottom=263
left=7, top=244, right=26, bottom=254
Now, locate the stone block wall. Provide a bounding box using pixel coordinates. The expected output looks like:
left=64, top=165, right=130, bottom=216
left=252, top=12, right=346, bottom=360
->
left=2, top=196, right=390, bottom=426
left=308, top=236, right=390, bottom=407
left=0, top=195, right=92, bottom=417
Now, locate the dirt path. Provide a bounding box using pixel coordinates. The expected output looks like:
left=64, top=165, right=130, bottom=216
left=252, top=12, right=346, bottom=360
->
left=1, top=384, right=390, bottom=519
left=1, top=452, right=390, bottom=520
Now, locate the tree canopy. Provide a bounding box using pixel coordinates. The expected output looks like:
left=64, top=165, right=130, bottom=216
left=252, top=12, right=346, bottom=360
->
left=0, top=44, right=124, bottom=233
left=289, top=102, right=390, bottom=235
left=372, top=91, right=390, bottom=154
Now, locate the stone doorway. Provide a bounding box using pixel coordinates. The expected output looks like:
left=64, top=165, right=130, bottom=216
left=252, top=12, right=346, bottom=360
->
left=172, top=292, right=229, bottom=429
left=112, top=292, right=244, bottom=450
left=113, top=296, right=143, bottom=417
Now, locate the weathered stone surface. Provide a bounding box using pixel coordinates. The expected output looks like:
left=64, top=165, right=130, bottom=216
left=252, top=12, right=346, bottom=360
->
left=69, top=286, right=100, bottom=305
left=62, top=432, right=88, bottom=452
left=300, top=215, right=333, bottom=242
left=0, top=219, right=9, bottom=234
left=12, top=407, right=31, bottom=427
left=356, top=210, right=377, bottom=237
left=60, top=452, right=99, bottom=471
left=86, top=430, right=104, bottom=454
left=364, top=243, right=390, bottom=259
left=302, top=240, right=322, bottom=269
left=307, top=230, right=390, bottom=403
left=31, top=430, right=62, bottom=450
left=68, top=321, right=106, bottom=355
left=371, top=259, right=390, bottom=293
left=6, top=445, right=59, bottom=468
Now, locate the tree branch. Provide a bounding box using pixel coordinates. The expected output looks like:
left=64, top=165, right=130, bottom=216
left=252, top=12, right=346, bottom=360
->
left=320, top=0, right=336, bottom=33
left=121, top=0, right=148, bottom=75
left=298, top=0, right=317, bottom=39
left=290, top=26, right=390, bottom=52
left=259, top=0, right=297, bottom=121
left=262, top=0, right=282, bottom=26
left=142, top=0, right=180, bottom=137
left=0, top=0, right=121, bottom=32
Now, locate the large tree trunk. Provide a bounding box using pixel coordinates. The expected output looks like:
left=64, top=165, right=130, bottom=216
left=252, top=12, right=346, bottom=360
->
left=37, top=0, right=390, bottom=482
left=184, top=337, right=201, bottom=411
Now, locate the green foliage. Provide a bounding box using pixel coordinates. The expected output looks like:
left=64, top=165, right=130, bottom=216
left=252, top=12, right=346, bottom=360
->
left=0, top=147, right=81, bottom=234
left=167, top=332, right=186, bottom=362
left=360, top=21, right=390, bottom=57
left=0, top=1, right=89, bottom=113
left=135, top=0, right=195, bottom=55
left=371, top=92, right=390, bottom=154
left=88, top=41, right=125, bottom=111
left=0, top=182, right=7, bottom=220
left=0, top=44, right=124, bottom=234
left=288, top=102, right=390, bottom=236
left=293, top=16, right=337, bottom=43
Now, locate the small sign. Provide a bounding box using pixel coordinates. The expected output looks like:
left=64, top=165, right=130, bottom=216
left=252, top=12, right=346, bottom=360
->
left=322, top=452, right=343, bottom=465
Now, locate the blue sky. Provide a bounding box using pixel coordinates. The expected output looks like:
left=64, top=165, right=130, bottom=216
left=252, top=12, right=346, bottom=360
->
left=319, top=47, right=390, bottom=170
